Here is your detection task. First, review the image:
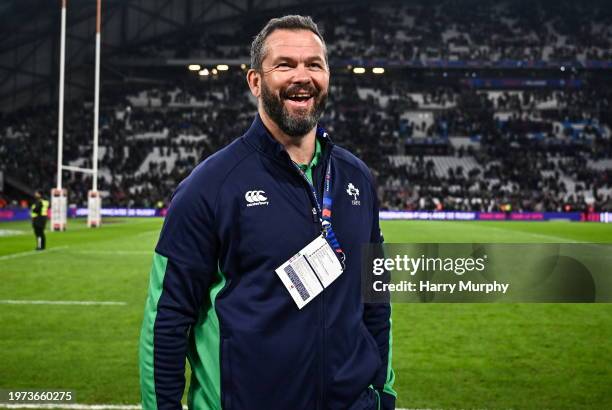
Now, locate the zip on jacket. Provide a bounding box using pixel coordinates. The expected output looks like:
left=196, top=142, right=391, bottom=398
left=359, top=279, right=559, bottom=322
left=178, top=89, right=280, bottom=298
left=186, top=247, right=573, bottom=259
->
left=139, top=114, right=396, bottom=410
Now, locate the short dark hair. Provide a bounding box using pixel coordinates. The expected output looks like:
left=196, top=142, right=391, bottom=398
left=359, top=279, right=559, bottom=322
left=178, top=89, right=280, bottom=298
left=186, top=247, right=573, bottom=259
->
left=250, top=15, right=327, bottom=71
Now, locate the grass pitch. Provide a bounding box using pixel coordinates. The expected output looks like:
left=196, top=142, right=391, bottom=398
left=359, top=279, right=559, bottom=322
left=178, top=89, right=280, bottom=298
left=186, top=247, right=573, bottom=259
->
left=0, top=218, right=611, bottom=409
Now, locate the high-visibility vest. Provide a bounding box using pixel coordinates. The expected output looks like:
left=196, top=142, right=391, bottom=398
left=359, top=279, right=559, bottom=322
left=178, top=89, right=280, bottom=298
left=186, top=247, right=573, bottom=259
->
left=41, top=199, right=49, bottom=216
left=30, top=199, right=49, bottom=218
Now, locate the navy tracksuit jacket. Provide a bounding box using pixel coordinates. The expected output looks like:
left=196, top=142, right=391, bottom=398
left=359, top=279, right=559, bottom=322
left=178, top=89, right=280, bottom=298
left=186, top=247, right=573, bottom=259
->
left=139, top=115, right=396, bottom=410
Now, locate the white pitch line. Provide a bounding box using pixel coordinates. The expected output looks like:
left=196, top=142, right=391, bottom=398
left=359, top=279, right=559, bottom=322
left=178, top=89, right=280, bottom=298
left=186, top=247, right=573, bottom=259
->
left=133, top=229, right=161, bottom=238
left=0, top=300, right=126, bottom=306
left=0, top=246, right=68, bottom=261
left=0, top=406, right=419, bottom=410
left=0, top=405, right=183, bottom=410
left=0, top=229, right=26, bottom=237
left=478, top=225, right=582, bottom=243
left=67, top=250, right=150, bottom=255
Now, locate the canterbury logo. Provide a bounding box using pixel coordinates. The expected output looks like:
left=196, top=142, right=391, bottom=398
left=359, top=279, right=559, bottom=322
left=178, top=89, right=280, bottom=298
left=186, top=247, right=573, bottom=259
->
left=245, top=190, right=269, bottom=207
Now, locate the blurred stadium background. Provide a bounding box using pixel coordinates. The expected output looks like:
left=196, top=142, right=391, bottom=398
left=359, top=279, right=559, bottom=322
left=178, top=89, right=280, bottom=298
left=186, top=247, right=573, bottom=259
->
left=1, top=0, right=611, bottom=409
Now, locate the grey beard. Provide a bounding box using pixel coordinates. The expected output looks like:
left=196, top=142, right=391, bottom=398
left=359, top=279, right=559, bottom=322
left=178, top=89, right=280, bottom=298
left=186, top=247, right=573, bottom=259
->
left=261, top=82, right=327, bottom=138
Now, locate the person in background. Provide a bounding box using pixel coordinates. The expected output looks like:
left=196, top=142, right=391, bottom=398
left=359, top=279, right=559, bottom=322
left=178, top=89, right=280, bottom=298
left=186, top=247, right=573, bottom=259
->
left=30, top=190, right=49, bottom=250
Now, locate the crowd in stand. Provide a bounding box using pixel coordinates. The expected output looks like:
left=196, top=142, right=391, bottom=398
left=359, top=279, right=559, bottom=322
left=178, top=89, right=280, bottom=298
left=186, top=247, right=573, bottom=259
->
left=2, top=0, right=612, bottom=212
left=329, top=0, right=612, bottom=62
left=375, top=83, right=612, bottom=212
left=133, top=0, right=612, bottom=64
left=1, top=68, right=611, bottom=212
left=381, top=144, right=612, bottom=213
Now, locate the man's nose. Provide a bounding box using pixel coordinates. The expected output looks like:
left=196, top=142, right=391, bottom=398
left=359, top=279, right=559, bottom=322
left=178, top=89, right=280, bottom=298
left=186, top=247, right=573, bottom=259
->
left=291, top=64, right=311, bottom=84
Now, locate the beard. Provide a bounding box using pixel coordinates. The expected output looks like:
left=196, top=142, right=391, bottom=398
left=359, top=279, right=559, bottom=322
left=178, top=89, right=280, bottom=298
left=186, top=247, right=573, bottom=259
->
left=260, top=79, right=327, bottom=138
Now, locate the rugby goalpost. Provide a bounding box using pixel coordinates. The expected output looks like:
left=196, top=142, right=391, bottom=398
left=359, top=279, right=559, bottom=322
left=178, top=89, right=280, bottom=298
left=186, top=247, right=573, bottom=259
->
left=52, top=0, right=102, bottom=230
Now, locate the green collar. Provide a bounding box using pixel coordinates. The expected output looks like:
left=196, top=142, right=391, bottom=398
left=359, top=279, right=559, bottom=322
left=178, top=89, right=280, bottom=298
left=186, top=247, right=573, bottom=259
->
left=295, top=138, right=322, bottom=184
left=296, top=137, right=321, bottom=170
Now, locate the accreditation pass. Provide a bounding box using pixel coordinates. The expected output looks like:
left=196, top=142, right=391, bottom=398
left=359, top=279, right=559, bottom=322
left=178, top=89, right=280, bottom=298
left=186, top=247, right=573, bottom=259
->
left=275, top=235, right=344, bottom=309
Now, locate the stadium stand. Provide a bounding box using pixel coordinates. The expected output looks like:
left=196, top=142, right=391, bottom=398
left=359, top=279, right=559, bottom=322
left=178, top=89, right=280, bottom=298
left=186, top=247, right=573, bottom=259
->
left=1, top=0, right=611, bottom=212
left=128, top=0, right=612, bottom=65
left=2, top=71, right=611, bottom=212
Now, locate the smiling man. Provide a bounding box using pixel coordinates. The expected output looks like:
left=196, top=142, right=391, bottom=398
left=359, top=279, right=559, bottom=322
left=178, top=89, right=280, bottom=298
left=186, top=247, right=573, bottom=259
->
left=139, top=15, right=396, bottom=410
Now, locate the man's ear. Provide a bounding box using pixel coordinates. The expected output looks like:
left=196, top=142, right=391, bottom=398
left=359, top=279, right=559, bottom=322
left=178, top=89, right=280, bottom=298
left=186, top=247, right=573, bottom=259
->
left=247, top=69, right=261, bottom=98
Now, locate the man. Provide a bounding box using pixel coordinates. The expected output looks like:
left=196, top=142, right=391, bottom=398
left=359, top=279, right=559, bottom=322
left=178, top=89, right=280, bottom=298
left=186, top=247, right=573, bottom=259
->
left=30, top=190, right=49, bottom=250
left=139, top=15, right=396, bottom=410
